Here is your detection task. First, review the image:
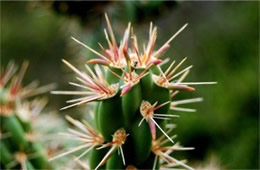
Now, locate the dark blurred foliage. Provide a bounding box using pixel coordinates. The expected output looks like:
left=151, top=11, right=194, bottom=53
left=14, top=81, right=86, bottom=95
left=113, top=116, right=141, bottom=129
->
left=47, top=1, right=111, bottom=25
left=47, top=1, right=177, bottom=24
left=1, top=1, right=259, bottom=169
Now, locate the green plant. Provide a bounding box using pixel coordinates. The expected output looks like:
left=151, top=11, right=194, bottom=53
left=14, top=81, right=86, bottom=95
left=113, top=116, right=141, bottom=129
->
left=51, top=14, right=216, bottom=169
left=0, top=61, right=54, bottom=169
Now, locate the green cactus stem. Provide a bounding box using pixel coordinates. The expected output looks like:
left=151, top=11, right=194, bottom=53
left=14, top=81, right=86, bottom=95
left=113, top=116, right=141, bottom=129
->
left=51, top=14, right=216, bottom=169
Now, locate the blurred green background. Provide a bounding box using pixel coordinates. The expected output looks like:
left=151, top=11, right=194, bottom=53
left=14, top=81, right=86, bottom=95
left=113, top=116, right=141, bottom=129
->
left=1, top=1, right=259, bottom=169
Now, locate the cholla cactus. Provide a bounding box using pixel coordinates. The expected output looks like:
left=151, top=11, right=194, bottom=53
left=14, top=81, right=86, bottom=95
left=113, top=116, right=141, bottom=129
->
left=0, top=61, right=54, bottom=169
left=51, top=14, right=216, bottom=170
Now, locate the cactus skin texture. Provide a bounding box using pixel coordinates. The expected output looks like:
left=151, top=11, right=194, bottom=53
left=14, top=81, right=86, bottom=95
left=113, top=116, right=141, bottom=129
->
left=51, top=14, right=216, bottom=170
left=0, top=62, right=53, bottom=169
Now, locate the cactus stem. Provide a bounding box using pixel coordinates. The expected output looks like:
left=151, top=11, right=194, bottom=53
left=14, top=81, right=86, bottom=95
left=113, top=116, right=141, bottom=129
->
left=51, top=14, right=217, bottom=169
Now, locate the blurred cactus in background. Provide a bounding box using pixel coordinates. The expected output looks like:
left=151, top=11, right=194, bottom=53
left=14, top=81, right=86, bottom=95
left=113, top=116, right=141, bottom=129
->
left=1, top=1, right=259, bottom=169
left=50, top=14, right=216, bottom=169
left=0, top=61, right=55, bottom=169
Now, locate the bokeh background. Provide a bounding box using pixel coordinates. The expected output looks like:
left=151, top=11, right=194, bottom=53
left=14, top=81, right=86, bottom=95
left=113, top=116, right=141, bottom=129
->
left=1, top=1, right=259, bottom=169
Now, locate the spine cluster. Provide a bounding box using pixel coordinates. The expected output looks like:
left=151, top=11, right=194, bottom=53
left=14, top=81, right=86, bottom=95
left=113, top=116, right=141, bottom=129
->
left=51, top=14, right=216, bottom=169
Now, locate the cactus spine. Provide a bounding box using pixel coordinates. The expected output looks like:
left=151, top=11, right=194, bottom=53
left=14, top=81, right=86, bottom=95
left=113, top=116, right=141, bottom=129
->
left=0, top=61, right=54, bottom=169
left=51, top=14, right=216, bottom=169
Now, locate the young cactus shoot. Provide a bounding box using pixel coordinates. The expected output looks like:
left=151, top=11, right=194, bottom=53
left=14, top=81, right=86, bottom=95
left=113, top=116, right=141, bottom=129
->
left=51, top=14, right=216, bottom=169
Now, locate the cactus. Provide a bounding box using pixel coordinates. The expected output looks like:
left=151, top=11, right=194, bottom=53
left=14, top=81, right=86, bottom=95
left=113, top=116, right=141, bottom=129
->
left=51, top=14, right=216, bottom=169
left=0, top=61, right=54, bottom=169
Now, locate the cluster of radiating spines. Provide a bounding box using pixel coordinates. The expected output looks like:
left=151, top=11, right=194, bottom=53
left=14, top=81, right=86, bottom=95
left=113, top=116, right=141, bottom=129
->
left=51, top=59, right=119, bottom=110
left=153, top=57, right=217, bottom=92
left=72, top=14, right=188, bottom=71
left=106, top=61, right=152, bottom=96
left=55, top=23, right=190, bottom=101
left=139, top=100, right=176, bottom=143
left=49, top=116, right=104, bottom=162
left=49, top=116, right=128, bottom=170
left=95, top=128, right=128, bottom=170
left=150, top=125, right=194, bottom=170
left=16, top=97, right=48, bottom=123
left=5, top=151, right=44, bottom=170
left=71, top=14, right=130, bottom=69
left=138, top=98, right=203, bottom=148
left=71, top=14, right=188, bottom=71
left=6, top=151, right=28, bottom=170
left=0, top=61, right=55, bottom=116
